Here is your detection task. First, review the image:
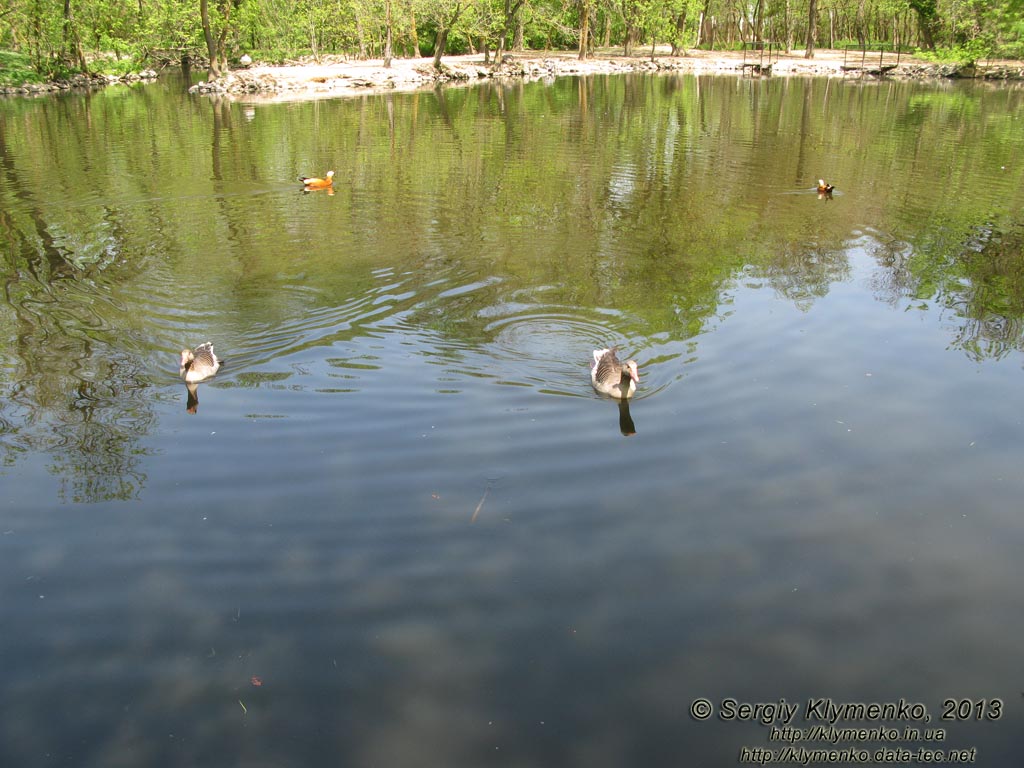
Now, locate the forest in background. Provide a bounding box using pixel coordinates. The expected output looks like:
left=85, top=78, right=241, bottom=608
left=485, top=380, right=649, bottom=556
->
left=0, top=0, right=1022, bottom=84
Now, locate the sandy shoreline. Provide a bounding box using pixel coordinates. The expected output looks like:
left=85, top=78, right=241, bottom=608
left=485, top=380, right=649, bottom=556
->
left=189, top=48, right=1024, bottom=101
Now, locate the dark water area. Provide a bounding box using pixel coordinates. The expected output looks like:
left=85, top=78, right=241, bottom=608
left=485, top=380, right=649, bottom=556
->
left=1, top=72, right=1023, bottom=766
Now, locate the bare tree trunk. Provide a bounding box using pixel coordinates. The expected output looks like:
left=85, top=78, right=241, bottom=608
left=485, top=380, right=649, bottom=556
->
left=384, top=0, right=393, bottom=67
left=201, top=0, right=221, bottom=78
left=578, top=0, right=590, bottom=60
left=433, top=26, right=449, bottom=69
left=784, top=0, right=792, bottom=51
left=804, top=0, right=817, bottom=58
left=696, top=0, right=712, bottom=47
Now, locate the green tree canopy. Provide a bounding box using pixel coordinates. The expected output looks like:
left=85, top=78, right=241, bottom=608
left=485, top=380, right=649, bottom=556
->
left=0, top=0, right=1021, bottom=81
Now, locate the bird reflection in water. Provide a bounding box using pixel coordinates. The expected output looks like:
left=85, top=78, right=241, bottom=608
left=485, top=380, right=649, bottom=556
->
left=618, top=399, right=637, bottom=437
left=185, top=382, right=202, bottom=414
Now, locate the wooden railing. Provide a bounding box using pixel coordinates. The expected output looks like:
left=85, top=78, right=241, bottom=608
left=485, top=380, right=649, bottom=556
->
left=841, top=44, right=903, bottom=75
left=741, top=41, right=782, bottom=75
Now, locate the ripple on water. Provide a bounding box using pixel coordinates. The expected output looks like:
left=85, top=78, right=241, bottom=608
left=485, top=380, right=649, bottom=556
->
left=139, top=254, right=689, bottom=403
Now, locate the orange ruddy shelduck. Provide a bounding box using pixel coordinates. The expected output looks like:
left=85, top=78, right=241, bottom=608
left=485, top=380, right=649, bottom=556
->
left=299, top=170, right=335, bottom=190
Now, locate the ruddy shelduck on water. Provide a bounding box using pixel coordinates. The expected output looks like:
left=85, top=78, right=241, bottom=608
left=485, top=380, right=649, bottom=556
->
left=299, top=170, right=335, bottom=190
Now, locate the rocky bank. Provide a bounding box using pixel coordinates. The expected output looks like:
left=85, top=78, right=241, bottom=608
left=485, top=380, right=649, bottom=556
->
left=1, top=68, right=158, bottom=96
left=187, top=49, right=1024, bottom=101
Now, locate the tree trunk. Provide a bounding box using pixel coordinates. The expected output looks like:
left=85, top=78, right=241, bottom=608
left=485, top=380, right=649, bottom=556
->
left=496, top=0, right=508, bottom=63
left=201, top=0, right=221, bottom=79
left=62, top=0, right=87, bottom=71
left=804, top=0, right=817, bottom=58
left=432, top=3, right=463, bottom=70
left=578, top=0, right=590, bottom=60
left=356, top=14, right=368, bottom=58
left=671, top=9, right=687, bottom=55
left=62, top=0, right=73, bottom=61
left=215, top=0, right=232, bottom=73
left=909, top=0, right=938, bottom=50
left=495, top=0, right=524, bottom=66
left=783, top=0, right=792, bottom=52
left=433, top=26, right=449, bottom=69
left=696, top=0, right=711, bottom=47
left=384, top=0, right=393, bottom=67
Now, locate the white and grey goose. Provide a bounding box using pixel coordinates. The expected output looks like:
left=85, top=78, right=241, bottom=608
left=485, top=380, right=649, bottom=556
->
left=179, top=342, right=223, bottom=384
left=591, top=347, right=639, bottom=399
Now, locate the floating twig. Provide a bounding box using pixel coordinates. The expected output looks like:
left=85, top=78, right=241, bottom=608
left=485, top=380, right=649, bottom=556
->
left=470, top=482, right=492, bottom=524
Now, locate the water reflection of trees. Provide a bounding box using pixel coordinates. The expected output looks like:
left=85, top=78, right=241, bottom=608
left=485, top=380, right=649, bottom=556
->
left=869, top=222, right=1024, bottom=362
left=1, top=275, right=154, bottom=502
left=762, top=243, right=851, bottom=310
left=941, top=223, right=1024, bottom=361
left=1, top=173, right=153, bottom=500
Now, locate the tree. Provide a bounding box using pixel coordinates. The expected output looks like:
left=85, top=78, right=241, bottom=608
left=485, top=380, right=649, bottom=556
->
left=200, top=0, right=220, bottom=77
left=384, top=0, right=393, bottom=65
left=805, top=0, right=817, bottom=56
left=495, top=0, right=526, bottom=64
left=2, top=0, right=1024, bottom=82
left=417, top=0, right=465, bottom=69
left=908, top=0, right=939, bottom=49
left=620, top=0, right=642, bottom=55
left=62, top=0, right=88, bottom=70
left=578, top=0, right=590, bottom=59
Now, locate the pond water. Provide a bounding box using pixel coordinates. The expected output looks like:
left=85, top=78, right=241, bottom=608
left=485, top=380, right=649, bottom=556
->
left=2, top=71, right=1024, bottom=766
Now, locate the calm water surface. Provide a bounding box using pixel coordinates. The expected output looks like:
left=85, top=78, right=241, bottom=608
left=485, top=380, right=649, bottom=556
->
left=2, top=72, right=1024, bottom=766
